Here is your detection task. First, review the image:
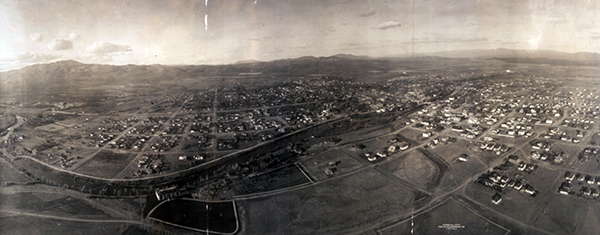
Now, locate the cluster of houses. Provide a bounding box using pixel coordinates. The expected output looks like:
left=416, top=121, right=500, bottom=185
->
left=451, top=124, right=483, bottom=139
left=493, top=117, right=534, bottom=138
left=358, top=138, right=410, bottom=162
left=562, top=117, right=594, bottom=130
left=578, top=148, right=600, bottom=162
left=150, top=136, right=180, bottom=152
left=529, top=140, right=566, bottom=164
left=217, top=112, right=285, bottom=134
left=162, top=117, right=189, bottom=135
left=478, top=170, right=538, bottom=195
left=427, top=136, right=457, bottom=148
left=135, top=154, right=164, bottom=176
left=87, top=133, right=115, bottom=148
left=130, top=117, right=169, bottom=135
left=541, top=127, right=584, bottom=144
left=58, top=155, right=76, bottom=169
left=558, top=171, right=600, bottom=199
left=478, top=156, right=540, bottom=205
left=479, top=142, right=510, bottom=155
left=107, top=135, right=149, bottom=151
left=96, top=116, right=140, bottom=133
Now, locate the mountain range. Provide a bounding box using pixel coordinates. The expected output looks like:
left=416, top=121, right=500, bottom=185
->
left=1, top=49, right=600, bottom=89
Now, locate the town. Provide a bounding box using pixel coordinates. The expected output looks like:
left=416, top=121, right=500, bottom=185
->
left=1, top=55, right=600, bottom=234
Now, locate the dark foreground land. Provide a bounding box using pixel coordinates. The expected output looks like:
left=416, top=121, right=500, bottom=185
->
left=2, top=51, right=600, bottom=234
left=148, top=199, right=237, bottom=234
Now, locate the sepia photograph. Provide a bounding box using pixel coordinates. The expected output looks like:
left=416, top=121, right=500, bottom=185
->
left=1, top=0, right=600, bottom=234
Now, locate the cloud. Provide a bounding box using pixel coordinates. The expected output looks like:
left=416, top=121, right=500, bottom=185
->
left=377, top=21, right=402, bottom=30
left=0, top=52, right=60, bottom=72
left=414, top=37, right=489, bottom=44
left=68, top=32, right=80, bottom=40
left=48, top=38, right=74, bottom=50
left=359, top=8, right=377, bottom=17
left=29, top=33, right=43, bottom=42
left=250, top=36, right=272, bottom=42
left=86, top=41, right=132, bottom=54
left=16, top=52, right=59, bottom=63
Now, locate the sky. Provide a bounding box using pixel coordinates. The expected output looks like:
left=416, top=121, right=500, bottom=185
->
left=1, top=0, right=600, bottom=71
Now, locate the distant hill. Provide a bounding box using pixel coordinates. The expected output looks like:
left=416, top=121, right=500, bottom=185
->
left=426, top=48, right=600, bottom=66
left=2, top=49, right=600, bottom=100
left=234, top=59, right=263, bottom=65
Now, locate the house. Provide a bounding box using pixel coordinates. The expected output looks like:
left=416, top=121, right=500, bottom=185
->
left=376, top=152, right=387, bottom=158
left=517, top=162, right=527, bottom=171
left=587, top=176, right=596, bottom=185
left=508, top=155, right=519, bottom=164
left=457, top=154, right=469, bottom=162
left=399, top=143, right=410, bottom=151
left=513, top=181, right=523, bottom=190
left=492, top=193, right=502, bottom=204
left=524, top=184, right=537, bottom=195
left=558, top=186, right=570, bottom=195
left=564, top=171, right=575, bottom=181
left=583, top=187, right=591, bottom=196
left=577, top=173, right=585, bottom=182
left=367, top=154, right=377, bottom=162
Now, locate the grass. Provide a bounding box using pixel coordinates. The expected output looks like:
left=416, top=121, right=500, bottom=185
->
left=379, top=198, right=508, bottom=235
left=73, top=150, right=134, bottom=178
left=299, top=147, right=364, bottom=181
left=238, top=168, right=427, bottom=234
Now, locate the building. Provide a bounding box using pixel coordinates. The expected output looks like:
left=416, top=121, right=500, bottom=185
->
left=492, top=193, right=502, bottom=204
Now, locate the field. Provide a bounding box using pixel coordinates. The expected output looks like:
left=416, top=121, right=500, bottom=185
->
left=148, top=199, right=237, bottom=234
left=575, top=202, right=600, bottom=235
left=337, top=125, right=393, bottom=145
left=398, top=127, right=427, bottom=144
left=0, top=158, right=33, bottom=184
left=379, top=150, right=438, bottom=189
left=0, top=215, right=127, bottom=235
left=73, top=150, right=135, bottom=178
left=299, top=147, right=364, bottom=181
left=428, top=139, right=488, bottom=191
left=0, top=192, right=110, bottom=218
left=379, top=198, right=509, bottom=235
left=237, top=168, right=429, bottom=234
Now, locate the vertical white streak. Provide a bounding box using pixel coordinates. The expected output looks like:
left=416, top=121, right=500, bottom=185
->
left=204, top=0, right=208, bottom=31
left=204, top=14, right=208, bottom=31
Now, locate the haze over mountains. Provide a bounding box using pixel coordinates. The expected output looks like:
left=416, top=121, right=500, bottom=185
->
left=2, top=49, right=600, bottom=87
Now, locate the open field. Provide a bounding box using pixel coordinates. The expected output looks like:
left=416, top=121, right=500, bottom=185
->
left=0, top=215, right=128, bottom=235
left=299, top=148, right=365, bottom=181
left=428, top=139, right=489, bottom=191
left=379, top=150, right=438, bottom=189
left=0, top=158, right=33, bottom=184
left=73, top=151, right=135, bottom=178
left=0, top=192, right=110, bottom=218
left=398, top=127, right=427, bottom=144
left=148, top=199, right=237, bottom=234
left=379, top=198, right=509, bottom=235
left=237, top=168, right=429, bottom=234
